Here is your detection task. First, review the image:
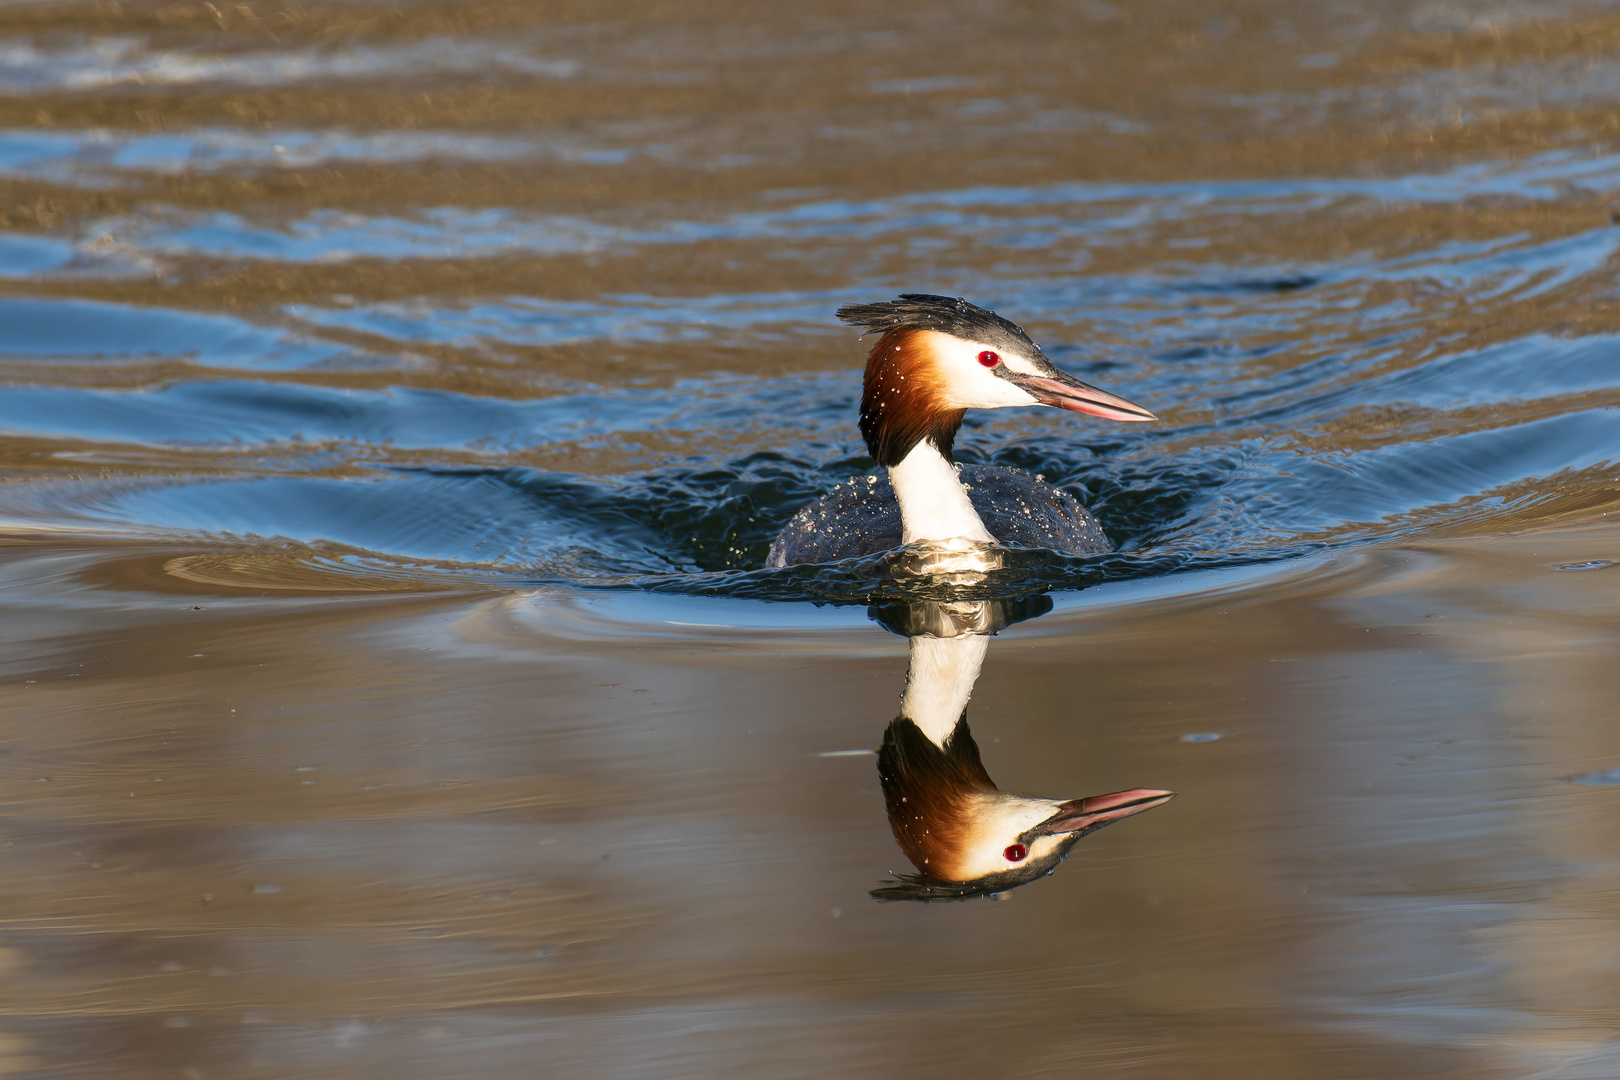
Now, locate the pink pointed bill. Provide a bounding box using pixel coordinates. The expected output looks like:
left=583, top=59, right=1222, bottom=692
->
left=1035, top=787, right=1176, bottom=835
left=1021, top=376, right=1158, bottom=422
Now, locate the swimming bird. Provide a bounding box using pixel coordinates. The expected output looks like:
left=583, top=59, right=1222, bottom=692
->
left=768, top=294, right=1156, bottom=568
left=871, top=604, right=1173, bottom=901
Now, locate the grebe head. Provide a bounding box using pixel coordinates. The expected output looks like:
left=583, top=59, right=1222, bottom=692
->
left=837, top=294, right=1157, bottom=467
left=872, top=716, right=1175, bottom=901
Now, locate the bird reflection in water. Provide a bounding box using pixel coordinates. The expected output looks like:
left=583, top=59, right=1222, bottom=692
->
left=866, top=597, right=1174, bottom=901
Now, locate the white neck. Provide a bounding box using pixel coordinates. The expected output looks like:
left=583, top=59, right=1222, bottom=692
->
left=887, top=440, right=994, bottom=547
left=900, top=632, right=991, bottom=746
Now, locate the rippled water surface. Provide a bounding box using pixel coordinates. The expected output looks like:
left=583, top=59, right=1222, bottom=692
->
left=3, top=1, right=1620, bottom=1076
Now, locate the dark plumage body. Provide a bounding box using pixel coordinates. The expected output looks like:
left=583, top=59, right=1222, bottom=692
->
left=766, top=464, right=1108, bottom=567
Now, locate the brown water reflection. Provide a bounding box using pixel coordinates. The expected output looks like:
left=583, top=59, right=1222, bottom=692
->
left=1, top=520, right=1618, bottom=1076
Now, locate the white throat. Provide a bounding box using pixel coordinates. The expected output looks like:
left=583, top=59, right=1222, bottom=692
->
left=900, top=632, right=991, bottom=746
left=887, top=440, right=994, bottom=548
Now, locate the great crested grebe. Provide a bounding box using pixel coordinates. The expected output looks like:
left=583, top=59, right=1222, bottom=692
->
left=768, top=294, right=1156, bottom=569
left=871, top=601, right=1174, bottom=901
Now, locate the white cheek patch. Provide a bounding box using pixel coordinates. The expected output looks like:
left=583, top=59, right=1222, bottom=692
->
left=998, top=355, right=1043, bottom=377
left=950, top=796, right=1065, bottom=880
left=921, top=333, right=1042, bottom=410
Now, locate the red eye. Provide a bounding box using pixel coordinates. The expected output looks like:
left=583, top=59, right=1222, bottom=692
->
left=978, top=351, right=1001, bottom=368
left=1003, top=844, right=1027, bottom=862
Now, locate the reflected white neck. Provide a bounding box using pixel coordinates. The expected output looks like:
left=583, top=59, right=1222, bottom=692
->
left=887, top=440, right=994, bottom=547
left=900, top=632, right=991, bottom=746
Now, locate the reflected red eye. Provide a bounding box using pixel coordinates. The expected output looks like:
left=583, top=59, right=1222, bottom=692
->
left=1003, top=844, right=1027, bottom=862
left=978, top=351, right=1001, bottom=367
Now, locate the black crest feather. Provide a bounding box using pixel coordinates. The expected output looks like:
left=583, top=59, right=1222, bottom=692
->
left=877, top=715, right=996, bottom=812
left=836, top=294, right=1045, bottom=358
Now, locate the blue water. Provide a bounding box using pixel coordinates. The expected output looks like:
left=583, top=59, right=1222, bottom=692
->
left=4, top=145, right=1619, bottom=601
left=2, top=10, right=1619, bottom=609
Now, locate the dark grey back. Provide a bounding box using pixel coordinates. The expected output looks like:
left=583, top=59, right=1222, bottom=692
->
left=766, top=465, right=1108, bottom=567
